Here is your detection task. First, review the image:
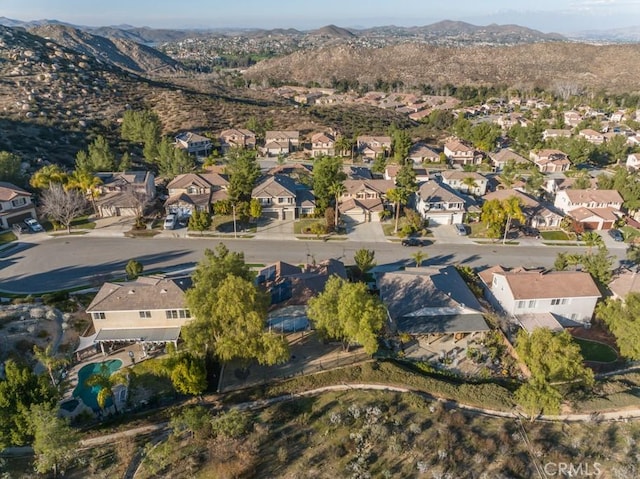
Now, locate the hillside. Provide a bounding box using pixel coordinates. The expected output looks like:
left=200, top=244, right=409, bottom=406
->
left=244, top=42, right=640, bottom=93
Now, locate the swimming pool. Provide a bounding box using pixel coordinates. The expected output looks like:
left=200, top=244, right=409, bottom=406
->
left=72, top=359, right=123, bottom=411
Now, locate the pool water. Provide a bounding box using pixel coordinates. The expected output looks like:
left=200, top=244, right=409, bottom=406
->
left=72, top=359, right=123, bottom=411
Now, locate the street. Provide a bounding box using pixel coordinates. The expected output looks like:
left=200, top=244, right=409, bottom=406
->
left=0, top=235, right=627, bottom=294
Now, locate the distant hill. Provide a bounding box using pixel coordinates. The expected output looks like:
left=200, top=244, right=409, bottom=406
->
left=27, top=24, right=183, bottom=73
left=568, top=25, right=640, bottom=43
left=310, top=24, right=356, bottom=38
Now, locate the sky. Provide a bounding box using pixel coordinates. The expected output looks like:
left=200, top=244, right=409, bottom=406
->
left=3, top=0, right=640, bottom=33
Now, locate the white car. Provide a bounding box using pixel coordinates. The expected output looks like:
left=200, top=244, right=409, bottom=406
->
left=163, top=214, right=177, bottom=230
left=24, top=218, right=44, bottom=232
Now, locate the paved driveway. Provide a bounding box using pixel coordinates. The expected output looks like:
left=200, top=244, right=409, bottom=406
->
left=346, top=221, right=387, bottom=242
left=254, top=219, right=294, bottom=240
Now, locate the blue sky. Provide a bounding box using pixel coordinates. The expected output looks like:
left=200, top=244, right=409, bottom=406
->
left=3, top=0, right=640, bottom=32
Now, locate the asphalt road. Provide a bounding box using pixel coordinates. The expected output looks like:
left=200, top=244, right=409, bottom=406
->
left=0, top=236, right=627, bottom=294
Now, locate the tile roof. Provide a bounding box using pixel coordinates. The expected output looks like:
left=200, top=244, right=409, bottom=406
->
left=417, top=181, right=465, bottom=204
left=0, top=182, right=30, bottom=201
left=562, top=189, right=623, bottom=204
left=489, top=269, right=601, bottom=300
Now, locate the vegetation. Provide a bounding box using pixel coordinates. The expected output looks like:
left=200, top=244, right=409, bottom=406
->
left=312, top=156, right=347, bottom=212
left=596, top=292, right=640, bottom=360
left=187, top=209, right=212, bottom=232
left=85, top=363, right=128, bottom=413
left=353, top=248, right=376, bottom=277
left=40, top=183, right=88, bottom=233
left=29, top=403, right=79, bottom=477
left=0, top=150, right=23, bottom=185
left=307, top=276, right=386, bottom=354
left=125, top=259, right=144, bottom=280
left=480, top=196, right=525, bottom=240
left=32, top=344, right=69, bottom=388
left=226, top=148, right=261, bottom=203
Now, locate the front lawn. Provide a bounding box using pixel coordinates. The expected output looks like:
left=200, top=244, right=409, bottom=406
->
left=574, top=337, right=618, bottom=363
left=621, top=225, right=640, bottom=243
left=540, top=230, right=571, bottom=241
left=0, top=230, right=17, bottom=245
left=294, top=218, right=325, bottom=234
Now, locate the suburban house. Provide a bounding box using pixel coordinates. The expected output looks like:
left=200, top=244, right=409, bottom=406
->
left=263, top=131, right=300, bottom=156
left=338, top=179, right=394, bottom=223
left=415, top=181, right=466, bottom=225
left=408, top=142, right=440, bottom=164
left=554, top=189, right=624, bottom=230
left=610, top=110, right=626, bottom=123
left=267, top=163, right=313, bottom=183
left=219, top=128, right=256, bottom=151
left=529, top=149, right=571, bottom=173
left=343, top=165, right=373, bottom=181
left=488, top=149, right=531, bottom=172
left=356, top=135, right=392, bottom=160
left=165, top=172, right=229, bottom=218
left=252, top=174, right=315, bottom=220
left=174, top=132, right=212, bottom=158
left=310, top=132, right=336, bottom=157
left=440, top=170, right=488, bottom=196
left=384, top=166, right=430, bottom=184
left=85, top=276, right=193, bottom=353
left=579, top=129, right=605, bottom=145
left=95, top=171, right=156, bottom=218
left=0, top=182, right=37, bottom=229
left=379, top=267, right=490, bottom=362
left=564, top=111, right=582, bottom=127
left=542, top=129, right=572, bottom=141
left=443, top=139, right=479, bottom=167
left=609, top=268, right=640, bottom=301
left=478, top=266, right=601, bottom=327
left=627, top=153, right=640, bottom=170
left=543, top=174, right=597, bottom=196
left=482, top=189, right=563, bottom=229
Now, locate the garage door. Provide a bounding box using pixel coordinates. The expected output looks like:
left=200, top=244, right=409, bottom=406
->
left=7, top=212, right=34, bottom=226
left=427, top=214, right=452, bottom=226
left=342, top=211, right=366, bottom=224
left=262, top=211, right=280, bottom=220
left=283, top=210, right=295, bottom=220
left=582, top=221, right=599, bottom=231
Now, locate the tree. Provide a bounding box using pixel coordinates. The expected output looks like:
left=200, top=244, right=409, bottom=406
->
left=0, top=151, right=23, bottom=185
left=121, top=109, right=161, bottom=145
left=85, top=363, right=127, bottom=413
left=387, top=187, right=410, bottom=234
left=572, top=172, right=592, bottom=190
left=0, top=360, right=56, bottom=448
left=627, top=244, right=640, bottom=266
left=226, top=148, right=260, bottom=203
left=334, top=135, right=354, bottom=157
left=183, top=244, right=288, bottom=364
left=596, top=293, right=640, bottom=360
left=390, top=126, right=412, bottom=162
left=395, top=163, right=418, bottom=192
left=76, top=135, right=115, bottom=172
left=32, top=345, right=68, bottom=387
left=581, top=231, right=604, bottom=253
left=461, top=176, right=478, bottom=194
left=119, top=152, right=132, bottom=172
left=167, top=353, right=207, bottom=396
left=40, top=183, right=88, bottom=233
left=411, top=250, right=428, bottom=267
left=249, top=198, right=263, bottom=222
left=312, top=156, right=346, bottom=212
left=371, top=155, right=386, bottom=174
left=480, top=196, right=525, bottom=242
left=30, top=165, right=68, bottom=189
left=581, top=246, right=614, bottom=288
left=125, top=259, right=144, bottom=279
left=188, top=210, right=212, bottom=232
left=29, top=403, right=79, bottom=477
left=523, top=168, right=544, bottom=196
left=155, top=137, right=195, bottom=179
left=354, top=248, right=376, bottom=277
left=307, top=276, right=386, bottom=354
left=66, top=169, right=103, bottom=215
left=329, top=181, right=346, bottom=229
left=515, top=379, right=563, bottom=420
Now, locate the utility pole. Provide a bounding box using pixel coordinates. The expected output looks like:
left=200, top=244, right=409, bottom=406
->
left=232, top=203, right=237, bottom=239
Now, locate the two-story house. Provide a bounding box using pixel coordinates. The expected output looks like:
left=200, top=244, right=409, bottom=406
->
left=383, top=166, right=430, bottom=185
left=95, top=171, right=156, bottom=218
left=263, top=131, right=300, bottom=156
left=86, top=275, right=193, bottom=353
left=415, top=181, right=465, bottom=225
left=479, top=266, right=601, bottom=327
left=440, top=171, right=488, bottom=196
left=554, top=189, right=623, bottom=230
left=219, top=128, right=256, bottom=152
left=174, top=132, right=212, bottom=158
left=579, top=129, right=605, bottom=145
left=443, top=139, right=479, bottom=167
left=310, top=132, right=336, bottom=157
left=165, top=172, right=229, bottom=218
left=529, top=149, right=571, bottom=173
left=483, top=189, right=563, bottom=229
left=408, top=142, right=440, bottom=164
left=338, top=179, right=394, bottom=223
left=488, top=148, right=531, bottom=172
left=626, top=153, right=640, bottom=170
left=252, top=174, right=314, bottom=220
left=564, top=110, right=582, bottom=128
left=542, top=129, right=572, bottom=141
left=0, top=182, right=37, bottom=229
left=356, top=136, right=392, bottom=160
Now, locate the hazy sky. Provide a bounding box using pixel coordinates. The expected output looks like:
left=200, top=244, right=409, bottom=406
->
left=3, top=0, right=640, bottom=32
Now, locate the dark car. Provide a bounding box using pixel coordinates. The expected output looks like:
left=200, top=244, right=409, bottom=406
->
left=401, top=237, right=426, bottom=247
left=608, top=229, right=624, bottom=242
left=521, top=226, right=540, bottom=238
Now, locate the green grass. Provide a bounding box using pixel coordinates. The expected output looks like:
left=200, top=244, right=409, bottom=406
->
left=0, top=230, right=17, bottom=245
left=540, top=230, right=571, bottom=241
left=294, top=218, right=325, bottom=234
left=574, top=338, right=618, bottom=363
left=621, top=225, right=640, bottom=242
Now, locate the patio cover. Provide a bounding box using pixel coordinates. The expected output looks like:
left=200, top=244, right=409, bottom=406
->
left=74, top=332, right=99, bottom=353
left=516, top=313, right=563, bottom=333
left=94, top=327, right=182, bottom=343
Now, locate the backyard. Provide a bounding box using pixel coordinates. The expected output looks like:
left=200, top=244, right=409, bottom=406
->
left=574, top=337, right=618, bottom=363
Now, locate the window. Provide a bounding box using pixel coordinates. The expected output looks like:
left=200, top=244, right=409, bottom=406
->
left=11, top=197, right=26, bottom=207
left=528, top=300, right=536, bottom=308
left=561, top=298, right=570, bottom=305
left=278, top=197, right=285, bottom=203
left=165, top=310, right=179, bottom=319
left=139, top=311, right=151, bottom=318
left=551, top=298, right=561, bottom=306
left=570, top=313, right=578, bottom=321
left=516, top=301, right=525, bottom=309
left=179, top=309, right=191, bottom=319
left=93, top=312, right=106, bottom=320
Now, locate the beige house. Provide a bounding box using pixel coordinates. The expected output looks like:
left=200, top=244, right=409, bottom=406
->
left=529, top=149, right=571, bottom=173
left=252, top=175, right=315, bottom=220
left=263, top=130, right=300, bottom=156
left=440, top=170, right=488, bottom=196
left=356, top=136, right=392, bottom=160
left=483, top=189, right=563, bottom=229
left=554, top=189, right=623, bottom=230
left=0, top=182, right=37, bottom=229
left=165, top=172, right=229, bottom=218
left=443, top=139, right=479, bottom=166
left=219, top=128, right=256, bottom=151
left=488, top=148, right=531, bottom=171
left=175, top=132, right=212, bottom=157
left=95, top=171, right=156, bottom=218
left=408, top=142, right=440, bottom=164
left=86, top=276, right=193, bottom=352
left=310, top=132, right=336, bottom=157
left=579, top=129, right=605, bottom=145
left=338, top=179, right=394, bottom=223
left=542, top=129, right=572, bottom=141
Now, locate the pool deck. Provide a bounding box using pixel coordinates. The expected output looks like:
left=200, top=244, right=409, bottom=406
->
left=61, top=343, right=153, bottom=417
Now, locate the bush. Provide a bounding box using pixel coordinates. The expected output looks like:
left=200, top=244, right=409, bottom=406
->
left=41, top=291, right=69, bottom=306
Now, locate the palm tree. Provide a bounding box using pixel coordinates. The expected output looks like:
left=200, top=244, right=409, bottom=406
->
left=502, top=196, right=526, bottom=245
left=387, top=187, right=410, bottom=234
left=411, top=250, right=427, bottom=267
left=461, top=176, right=478, bottom=195
left=329, top=182, right=346, bottom=229
left=67, top=169, right=103, bottom=216
left=85, top=363, right=127, bottom=414
left=33, top=344, right=69, bottom=387
left=334, top=136, right=353, bottom=158
left=581, top=231, right=603, bottom=253
left=30, top=165, right=68, bottom=189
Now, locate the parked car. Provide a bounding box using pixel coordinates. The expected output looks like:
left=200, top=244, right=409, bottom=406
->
left=521, top=226, right=540, bottom=238
left=401, top=237, right=425, bottom=247
left=454, top=223, right=468, bottom=236
left=608, top=229, right=624, bottom=242
left=163, top=214, right=177, bottom=230
left=24, top=218, right=44, bottom=232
